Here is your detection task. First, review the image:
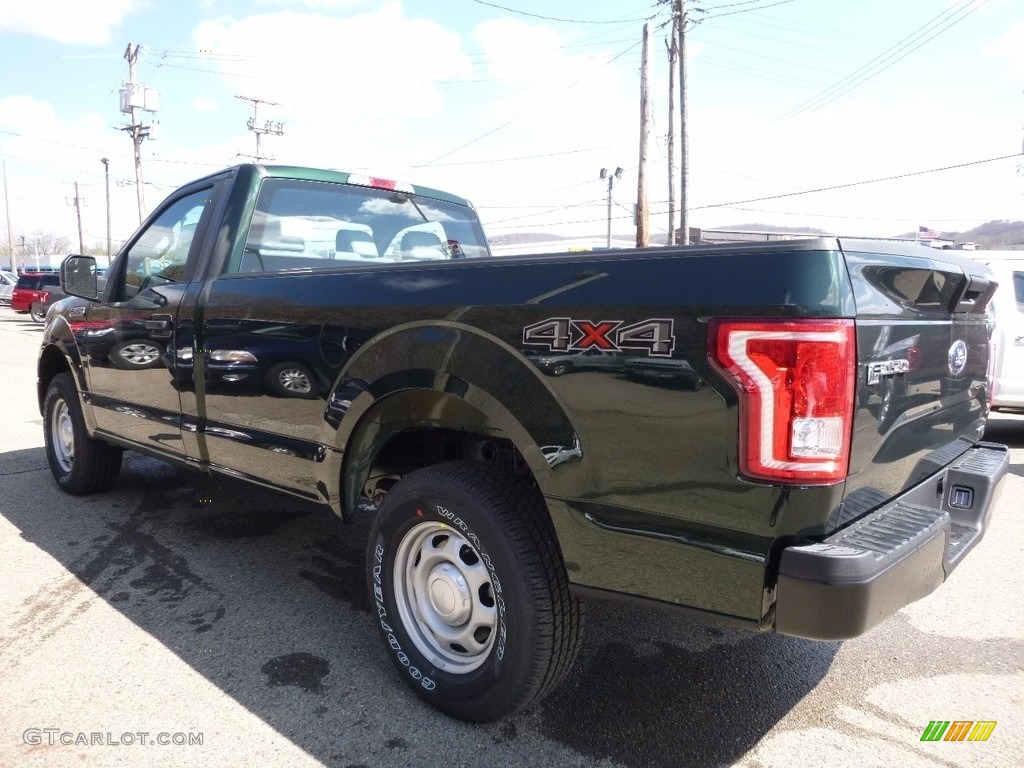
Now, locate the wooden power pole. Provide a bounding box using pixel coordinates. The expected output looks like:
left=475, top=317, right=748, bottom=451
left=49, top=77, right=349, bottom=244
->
left=636, top=23, right=651, bottom=248
left=665, top=18, right=678, bottom=245
left=68, top=182, right=85, bottom=254
left=677, top=0, right=690, bottom=244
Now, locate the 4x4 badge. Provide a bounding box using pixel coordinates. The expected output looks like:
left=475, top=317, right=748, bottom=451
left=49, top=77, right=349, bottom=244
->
left=522, top=317, right=675, bottom=357
left=948, top=340, right=968, bottom=376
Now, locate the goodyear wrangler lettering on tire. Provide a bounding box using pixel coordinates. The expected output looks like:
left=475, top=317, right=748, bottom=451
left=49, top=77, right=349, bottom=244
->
left=365, top=461, right=585, bottom=722
left=372, top=545, right=437, bottom=692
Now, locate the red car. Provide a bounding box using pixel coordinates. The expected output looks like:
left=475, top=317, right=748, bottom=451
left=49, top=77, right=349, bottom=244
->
left=11, top=272, right=64, bottom=320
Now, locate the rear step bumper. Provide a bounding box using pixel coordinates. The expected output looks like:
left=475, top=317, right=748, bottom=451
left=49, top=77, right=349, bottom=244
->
left=775, top=442, right=1009, bottom=641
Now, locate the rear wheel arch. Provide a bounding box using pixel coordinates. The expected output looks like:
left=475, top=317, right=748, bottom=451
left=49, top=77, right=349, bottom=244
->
left=338, top=386, right=551, bottom=518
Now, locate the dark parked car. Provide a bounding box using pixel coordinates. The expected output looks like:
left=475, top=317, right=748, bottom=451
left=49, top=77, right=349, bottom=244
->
left=72, top=314, right=166, bottom=370
left=526, top=348, right=622, bottom=376
left=623, top=356, right=701, bottom=389
left=11, top=272, right=65, bottom=321
left=165, top=322, right=350, bottom=398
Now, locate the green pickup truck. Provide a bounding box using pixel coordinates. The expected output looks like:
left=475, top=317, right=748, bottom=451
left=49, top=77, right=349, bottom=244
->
left=37, top=164, right=1008, bottom=722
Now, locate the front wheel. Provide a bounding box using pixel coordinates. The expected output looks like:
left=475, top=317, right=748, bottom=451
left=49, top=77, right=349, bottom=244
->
left=43, top=372, right=122, bottom=494
left=110, top=340, right=164, bottom=370
left=366, top=461, right=585, bottom=722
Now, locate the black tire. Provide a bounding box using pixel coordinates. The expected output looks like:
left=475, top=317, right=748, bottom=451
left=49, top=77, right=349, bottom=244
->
left=110, top=339, right=164, bottom=370
left=265, top=361, right=317, bottom=398
left=43, top=372, right=122, bottom=494
left=367, top=461, right=584, bottom=722
left=29, top=302, right=46, bottom=323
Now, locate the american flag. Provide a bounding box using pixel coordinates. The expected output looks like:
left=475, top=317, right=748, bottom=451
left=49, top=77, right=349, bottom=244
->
left=918, top=226, right=940, bottom=240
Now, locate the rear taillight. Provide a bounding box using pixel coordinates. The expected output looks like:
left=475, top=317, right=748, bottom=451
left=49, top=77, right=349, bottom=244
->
left=708, top=318, right=856, bottom=485
left=38, top=291, right=50, bottom=302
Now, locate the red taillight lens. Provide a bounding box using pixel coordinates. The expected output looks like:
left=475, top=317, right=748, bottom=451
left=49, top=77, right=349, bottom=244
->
left=708, top=318, right=856, bottom=484
left=38, top=291, right=50, bottom=302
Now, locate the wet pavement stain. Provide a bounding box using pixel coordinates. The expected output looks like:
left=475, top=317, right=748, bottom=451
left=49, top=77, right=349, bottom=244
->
left=188, top=605, right=227, bottom=633
left=261, top=652, right=331, bottom=693
left=298, top=554, right=370, bottom=614
left=187, top=508, right=313, bottom=539
left=492, top=721, right=518, bottom=745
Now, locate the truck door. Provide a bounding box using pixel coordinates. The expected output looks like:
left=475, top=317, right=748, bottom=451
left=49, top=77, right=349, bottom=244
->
left=82, top=185, right=218, bottom=459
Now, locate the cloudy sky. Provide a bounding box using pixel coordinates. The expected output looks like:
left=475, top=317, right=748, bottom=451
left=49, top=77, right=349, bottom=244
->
left=0, top=0, right=1021, bottom=260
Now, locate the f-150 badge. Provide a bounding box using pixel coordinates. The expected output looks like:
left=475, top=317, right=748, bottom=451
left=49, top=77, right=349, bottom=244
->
left=866, top=359, right=910, bottom=385
left=523, top=317, right=675, bottom=357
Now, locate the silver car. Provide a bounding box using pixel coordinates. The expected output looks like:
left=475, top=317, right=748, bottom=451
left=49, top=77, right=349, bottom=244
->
left=0, top=270, right=17, bottom=306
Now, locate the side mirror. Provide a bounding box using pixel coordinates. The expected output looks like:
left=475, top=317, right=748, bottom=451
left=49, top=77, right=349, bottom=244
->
left=61, top=255, right=99, bottom=301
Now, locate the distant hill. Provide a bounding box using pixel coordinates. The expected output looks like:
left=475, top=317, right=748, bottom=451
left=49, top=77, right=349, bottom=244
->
left=711, top=222, right=834, bottom=236
left=489, top=220, right=1024, bottom=250
left=487, top=232, right=580, bottom=246
left=893, top=220, right=1024, bottom=250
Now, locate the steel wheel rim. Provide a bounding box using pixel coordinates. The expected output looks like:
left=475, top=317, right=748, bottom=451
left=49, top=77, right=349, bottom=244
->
left=120, top=342, right=160, bottom=365
left=50, top=398, right=75, bottom=473
left=279, top=368, right=312, bottom=394
left=393, top=520, right=497, bottom=673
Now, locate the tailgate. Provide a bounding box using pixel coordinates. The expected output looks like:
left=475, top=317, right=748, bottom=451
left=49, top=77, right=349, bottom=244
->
left=836, top=241, right=997, bottom=526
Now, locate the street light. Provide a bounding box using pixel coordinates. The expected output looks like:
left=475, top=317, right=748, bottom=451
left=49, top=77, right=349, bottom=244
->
left=600, top=167, right=623, bottom=249
left=100, top=157, right=111, bottom=259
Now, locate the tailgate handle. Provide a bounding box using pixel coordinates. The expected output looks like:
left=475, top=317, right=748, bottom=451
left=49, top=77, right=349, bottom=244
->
left=950, top=274, right=990, bottom=313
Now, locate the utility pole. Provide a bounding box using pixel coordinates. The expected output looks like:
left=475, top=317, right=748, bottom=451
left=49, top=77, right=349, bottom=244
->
left=100, top=157, right=111, bottom=258
left=120, top=43, right=159, bottom=225
left=677, top=0, right=690, bottom=245
left=3, top=159, right=14, bottom=274
left=235, top=95, right=285, bottom=162
left=600, top=167, right=623, bottom=249
left=67, top=182, right=85, bottom=254
left=636, top=23, right=651, bottom=248
left=665, top=19, right=678, bottom=246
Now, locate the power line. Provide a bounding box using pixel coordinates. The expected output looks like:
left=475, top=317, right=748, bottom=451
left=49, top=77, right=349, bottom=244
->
left=410, top=37, right=649, bottom=170
left=430, top=145, right=613, bottom=168
left=776, top=0, right=989, bottom=121
left=694, top=0, right=795, bottom=24
left=483, top=152, right=1022, bottom=229
left=470, top=0, right=660, bottom=25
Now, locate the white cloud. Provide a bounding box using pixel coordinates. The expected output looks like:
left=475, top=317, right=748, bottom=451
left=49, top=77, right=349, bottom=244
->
left=984, top=21, right=1024, bottom=70
left=193, top=3, right=470, bottom=127
left=0, top=0, right=140, bottom=46
left=193, top=97, right=219, bottom=113
left=0, top=96, right=146, bottom=251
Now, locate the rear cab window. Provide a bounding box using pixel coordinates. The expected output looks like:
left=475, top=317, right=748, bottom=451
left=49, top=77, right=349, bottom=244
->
left=15, top=274, right=59, bottom=290
left=225, top=177, right=491, bottom=274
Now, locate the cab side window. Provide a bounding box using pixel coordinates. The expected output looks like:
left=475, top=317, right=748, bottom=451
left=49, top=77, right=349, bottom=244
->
left=111, top=188, right=214, bottom=302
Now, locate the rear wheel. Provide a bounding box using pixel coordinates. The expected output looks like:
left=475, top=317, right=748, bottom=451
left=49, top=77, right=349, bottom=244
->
left=43, top=372, right=122, bottom=494
left=367, top=461, right=584, bottom=722
left=29, top=302, right=46, bottom=322
left=265, top=361, right=316, bottom=398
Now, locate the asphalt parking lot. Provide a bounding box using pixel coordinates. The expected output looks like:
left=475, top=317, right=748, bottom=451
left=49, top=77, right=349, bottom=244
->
left=1, top=305, right=1021, bottom=768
